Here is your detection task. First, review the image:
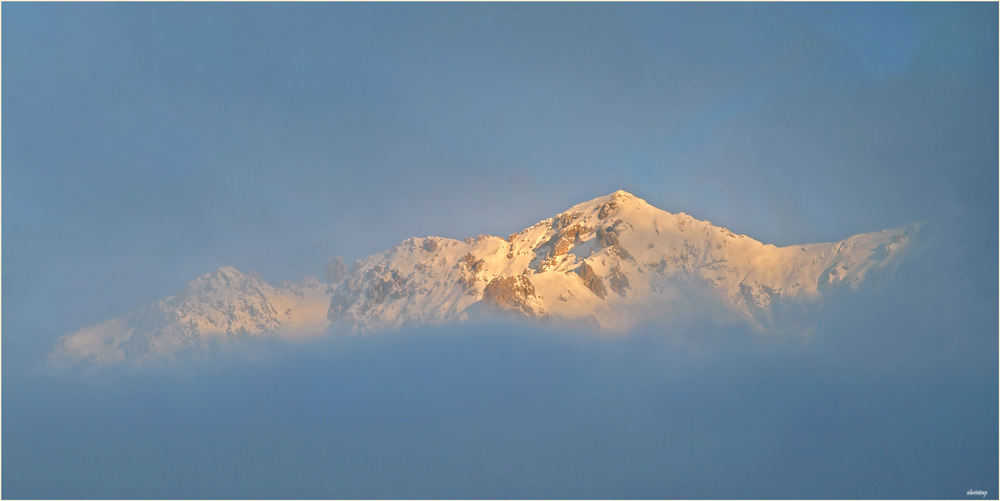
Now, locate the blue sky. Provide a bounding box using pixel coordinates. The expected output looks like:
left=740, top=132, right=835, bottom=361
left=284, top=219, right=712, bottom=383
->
left=3, top=4, right=997, bottom=498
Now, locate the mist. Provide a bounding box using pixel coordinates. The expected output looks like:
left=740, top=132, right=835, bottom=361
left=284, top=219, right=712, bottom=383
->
left=3, top=3, right=997, bottom=499
left=5, top=221, right=997, bottom=499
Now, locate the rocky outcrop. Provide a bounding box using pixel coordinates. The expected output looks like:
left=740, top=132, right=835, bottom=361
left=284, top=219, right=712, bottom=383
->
left=457, top=252, right=487, bottom=289
left=553, top=233, right=575, bottom=256
left=325, top=256, right=348, bottom=284
left=596, top=225, right=619, bottom=248
left=739, top=280, right=776, bottom=329
left=608, top=264, right=630, bottom=297
left=608, top=244, right=636, bottom=265
left=481, top=275, right=545, bottom=319
left=576, top=261, right=608, bottom=300
left=553, top=222, right=591, bottom=256
left=555, top=211, right=584, bottom=228
left=460, top=252, right=486, bottom=273
left=598, top=199, right=618, bottom=219
left=536, top=212, right=593, bottom=257
left=327, top=264, right=415, bottom=324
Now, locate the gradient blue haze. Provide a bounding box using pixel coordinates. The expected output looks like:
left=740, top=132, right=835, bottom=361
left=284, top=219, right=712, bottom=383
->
left=3, top=3, right=997, bottom=499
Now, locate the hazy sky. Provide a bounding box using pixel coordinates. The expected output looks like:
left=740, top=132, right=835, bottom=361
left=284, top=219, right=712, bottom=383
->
left=3, top=4, right=997, bottom=499
left=4, top=3, right=997, bottom=364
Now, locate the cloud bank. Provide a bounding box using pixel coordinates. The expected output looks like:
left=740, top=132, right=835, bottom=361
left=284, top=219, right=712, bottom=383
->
left=5, top=225, right=997, bottom=498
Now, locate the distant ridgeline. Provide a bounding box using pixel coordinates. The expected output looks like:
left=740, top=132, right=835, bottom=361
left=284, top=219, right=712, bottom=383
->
left=49, top=190, right=921, bottom=369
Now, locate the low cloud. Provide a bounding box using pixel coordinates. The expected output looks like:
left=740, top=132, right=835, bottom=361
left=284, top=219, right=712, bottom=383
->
left=5, top=219, right=996, bottom=498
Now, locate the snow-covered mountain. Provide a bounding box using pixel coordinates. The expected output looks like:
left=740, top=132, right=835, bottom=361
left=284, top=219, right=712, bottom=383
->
left=48, top=191, right=919, bottom=368
left=47, top=268, right=331, bottom=369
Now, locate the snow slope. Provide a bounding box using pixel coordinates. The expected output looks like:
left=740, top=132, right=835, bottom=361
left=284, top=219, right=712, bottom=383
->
left=47, top=267, right=331, bottom=368
left=329, top=190, right=918, bottom=332
left=48, top=191, right=919, bottom=368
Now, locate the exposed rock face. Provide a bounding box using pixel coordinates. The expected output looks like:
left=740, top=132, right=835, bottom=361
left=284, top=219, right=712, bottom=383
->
left=481, top=275, right=545, bottom=319
left=325, top=256, right=348, bottom=284
left=458, top=252, right=488, bottom=289
left=598, top=200, right=618, bottom=219
left=535, top=252, right=559, bottom=272
left=328, top=264, right=416, bottom=325
left=596, top=225, right=620, bottom=247
left=608, top=264, right=630, bottom=297
left=553, top=234, right=574, bottom=256
left=461, top=252, right=486, bottom=273
left=608, top=245, right=636, bottom=265
left=552, top=222, right=591, bottom=256
left=422, top=238, right=439, bottom=252
left=577, top=261, right=608, bottom=300
left=739, top=280, right=776, bottom=329
left=555, top=211, right=584, bottom=228
left=530, top=212, right=595, bottom=259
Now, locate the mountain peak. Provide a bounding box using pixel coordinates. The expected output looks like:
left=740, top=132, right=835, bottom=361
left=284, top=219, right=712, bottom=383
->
left=610, top=189, right=638, bottom=199
left=559, top=189, right=651, bottom=220
left=593, top=189, right=644, bottom=206
left=174, top=266, right=261, bottom=297
left=213, top=266, right=243, bottom=277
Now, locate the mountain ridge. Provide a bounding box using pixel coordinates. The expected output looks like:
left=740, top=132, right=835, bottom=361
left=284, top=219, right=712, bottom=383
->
left=48, top=190, right=920, bottom=368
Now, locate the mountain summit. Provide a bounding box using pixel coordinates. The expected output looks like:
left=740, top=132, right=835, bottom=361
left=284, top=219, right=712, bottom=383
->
left=49, top=191, right=919, bottom=368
